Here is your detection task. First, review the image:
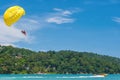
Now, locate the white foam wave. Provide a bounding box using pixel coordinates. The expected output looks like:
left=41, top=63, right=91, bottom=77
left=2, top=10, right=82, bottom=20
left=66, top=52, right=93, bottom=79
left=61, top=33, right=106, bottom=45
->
left=0, top=75, right=105, bottom=79
left=56, top=75, right=105, bottom=78
left=0, top=76, right=44, bottom=79
left=22, top=76, right=44, bottom=78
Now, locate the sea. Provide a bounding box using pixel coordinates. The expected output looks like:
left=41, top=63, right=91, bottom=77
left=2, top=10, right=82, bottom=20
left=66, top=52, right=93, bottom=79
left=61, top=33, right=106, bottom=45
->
left=0, top=74, right=120, bottom=80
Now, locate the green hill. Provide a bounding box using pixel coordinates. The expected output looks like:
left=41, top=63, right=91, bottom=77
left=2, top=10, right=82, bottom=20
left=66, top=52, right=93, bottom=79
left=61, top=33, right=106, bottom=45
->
left=0, top=45, right=120, bottom=74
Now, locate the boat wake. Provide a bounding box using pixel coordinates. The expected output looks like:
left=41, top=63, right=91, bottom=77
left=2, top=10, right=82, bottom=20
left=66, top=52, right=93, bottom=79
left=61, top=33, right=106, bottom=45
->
left=0, top=75, right=105, bottom=79
left=56, top=75, right=105, bottom=78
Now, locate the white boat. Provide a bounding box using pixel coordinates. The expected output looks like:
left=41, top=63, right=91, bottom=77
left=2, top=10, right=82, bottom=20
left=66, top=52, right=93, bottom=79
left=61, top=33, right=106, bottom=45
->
left=94, top=74, right=108, bottom=77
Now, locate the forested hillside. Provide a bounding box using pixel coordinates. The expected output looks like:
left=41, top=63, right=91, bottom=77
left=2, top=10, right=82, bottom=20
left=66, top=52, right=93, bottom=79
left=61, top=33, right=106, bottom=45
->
left=0, top=45, right=120, bottom=74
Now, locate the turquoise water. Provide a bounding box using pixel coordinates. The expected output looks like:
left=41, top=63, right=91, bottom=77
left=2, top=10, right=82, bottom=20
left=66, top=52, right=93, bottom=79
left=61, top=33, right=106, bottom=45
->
left=0, top=74, right=120, bottom=80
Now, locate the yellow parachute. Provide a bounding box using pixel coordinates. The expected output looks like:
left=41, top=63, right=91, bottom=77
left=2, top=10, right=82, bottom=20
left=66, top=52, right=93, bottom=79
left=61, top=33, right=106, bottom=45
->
left=3, top=6, right=25, bottom=26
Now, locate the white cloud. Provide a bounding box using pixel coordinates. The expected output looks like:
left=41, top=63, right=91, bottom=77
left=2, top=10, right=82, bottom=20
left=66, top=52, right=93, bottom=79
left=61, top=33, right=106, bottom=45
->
left=53, top=8, right=63, bottom=12
left=46, top=8, right=79, bottom=24
left=53, top=8, right=72, bottom=16
left=15, top=17, right=41, bottom=31
left=0, top=43, right=16, bottom=47
left=62, top=10, right=72, bottom=16
left=47, top=17, right=74, bottom=24
left=0, top=18, right=26, bottom=44
left=112, top=17, right=120, bottom=23
left=0, top=16, right=41, bottom=46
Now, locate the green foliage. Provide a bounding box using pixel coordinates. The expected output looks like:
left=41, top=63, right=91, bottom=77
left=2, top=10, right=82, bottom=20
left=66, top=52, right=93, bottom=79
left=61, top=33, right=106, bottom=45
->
left=0, top=45, right=120, bottom=74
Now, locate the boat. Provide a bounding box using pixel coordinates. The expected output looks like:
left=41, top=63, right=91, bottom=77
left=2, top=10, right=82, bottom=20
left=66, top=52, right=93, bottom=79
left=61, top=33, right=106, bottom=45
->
left=94, top=74, right=108, bottom=77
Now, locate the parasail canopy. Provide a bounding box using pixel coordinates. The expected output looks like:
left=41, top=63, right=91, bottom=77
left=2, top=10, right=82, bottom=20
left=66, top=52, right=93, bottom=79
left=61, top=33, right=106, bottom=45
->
left=3, top=5, right=25, bottom=26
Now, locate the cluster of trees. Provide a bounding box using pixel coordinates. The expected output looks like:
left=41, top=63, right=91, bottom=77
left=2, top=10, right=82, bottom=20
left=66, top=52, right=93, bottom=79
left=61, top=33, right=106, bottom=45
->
left=0, top=45, right=120, bottom=74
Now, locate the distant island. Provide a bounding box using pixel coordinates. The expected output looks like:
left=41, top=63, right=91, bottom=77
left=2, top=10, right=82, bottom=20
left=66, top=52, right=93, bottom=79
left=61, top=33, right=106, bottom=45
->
left=0, top=45, right=120, bottom=74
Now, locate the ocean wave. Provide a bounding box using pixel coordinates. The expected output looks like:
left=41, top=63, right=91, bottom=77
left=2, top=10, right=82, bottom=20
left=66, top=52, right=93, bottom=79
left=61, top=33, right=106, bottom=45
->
left=56, top=75, right=105, bottom=78
left=0, top=75, right=105, bottom=79
left=0, top=76, right=45, bottom=79
left=22, top=76, right=44, bottom=78
left=0, top=77, right=16, bottom=80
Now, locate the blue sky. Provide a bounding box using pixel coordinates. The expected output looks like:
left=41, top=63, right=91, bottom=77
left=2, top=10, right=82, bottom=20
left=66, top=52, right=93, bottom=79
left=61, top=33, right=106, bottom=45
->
left=0, top=0, right=120, bottom=57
